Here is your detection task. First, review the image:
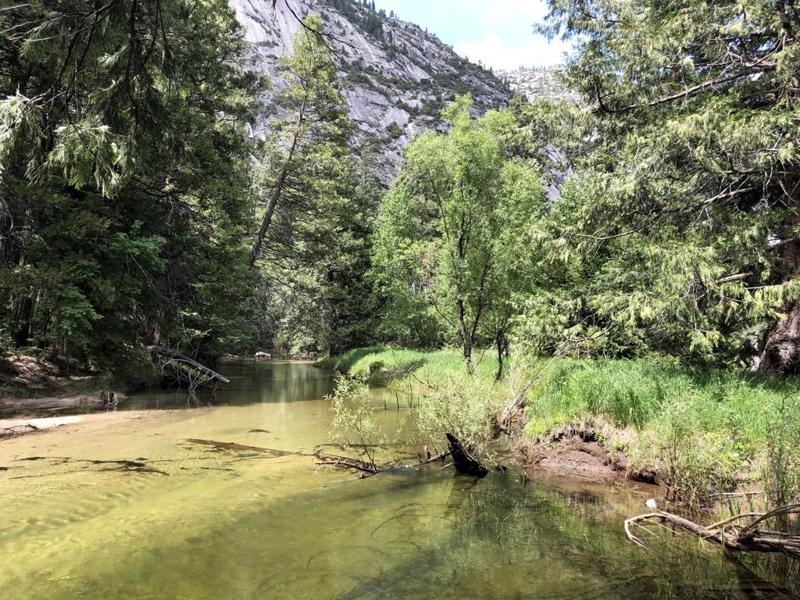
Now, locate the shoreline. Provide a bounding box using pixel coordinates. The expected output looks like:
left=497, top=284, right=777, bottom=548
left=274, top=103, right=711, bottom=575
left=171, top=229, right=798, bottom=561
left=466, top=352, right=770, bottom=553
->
left=0, top=415, right=85, bottom=439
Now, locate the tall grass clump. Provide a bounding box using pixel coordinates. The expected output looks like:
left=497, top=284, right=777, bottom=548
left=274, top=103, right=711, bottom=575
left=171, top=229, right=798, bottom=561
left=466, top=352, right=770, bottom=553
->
left=763, top=398, right=800, bottom=512
left=523, top=358, right=688, bottom=439
left=523, top=357, right=800, bottom=503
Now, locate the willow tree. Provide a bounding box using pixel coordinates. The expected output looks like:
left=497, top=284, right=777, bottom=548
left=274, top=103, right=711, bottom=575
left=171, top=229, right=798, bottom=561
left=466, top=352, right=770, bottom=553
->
left=373, top=97, right=546, bottom=374
left=538, top=0, right=800, bottom=373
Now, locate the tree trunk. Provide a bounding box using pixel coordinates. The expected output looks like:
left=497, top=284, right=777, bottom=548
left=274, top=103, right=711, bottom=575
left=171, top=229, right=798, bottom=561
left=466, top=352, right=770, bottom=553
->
left=759, top=225, right=800, bottom=376
left=248, top=100, right=305, bottom=269
left=457, top=298, right=473, bottom=372
left=760, top=301, right=800, bottom=375
left=495, top=331, right=507, bottom=381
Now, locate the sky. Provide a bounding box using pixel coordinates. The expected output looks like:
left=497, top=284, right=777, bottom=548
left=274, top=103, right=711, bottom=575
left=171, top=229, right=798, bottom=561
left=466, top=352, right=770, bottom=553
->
left=372, top=0, right=571, bottom=71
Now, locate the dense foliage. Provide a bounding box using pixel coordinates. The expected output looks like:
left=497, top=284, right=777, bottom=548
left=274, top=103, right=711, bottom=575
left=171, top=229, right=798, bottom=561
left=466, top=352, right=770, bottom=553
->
left=3, top=0, right=799, bottom=384
left=529, top=0, right=800, bottom=372
left=0, top=0, right=258, bottom=378
left=372, top=0, right=800, bottom=375
left=249, top=14, right=379, bottom=356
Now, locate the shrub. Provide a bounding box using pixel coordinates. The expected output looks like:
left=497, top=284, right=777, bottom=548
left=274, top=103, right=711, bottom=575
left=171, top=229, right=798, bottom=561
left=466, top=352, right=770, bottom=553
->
left=414, top=373, right=501, bottom=457
left=328, top=375, right=384, bottom=469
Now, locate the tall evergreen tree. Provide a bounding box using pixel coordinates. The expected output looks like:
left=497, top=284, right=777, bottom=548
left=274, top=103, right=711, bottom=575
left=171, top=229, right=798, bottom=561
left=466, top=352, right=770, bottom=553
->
left=251, top=14, right=378, bottom=356
left=0, top=1, right=258, bottom=374
left=534, top=0, right=800, bottom=372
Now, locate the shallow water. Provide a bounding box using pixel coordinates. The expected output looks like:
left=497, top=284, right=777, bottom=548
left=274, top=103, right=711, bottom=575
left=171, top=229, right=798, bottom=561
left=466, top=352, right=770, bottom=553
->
left=0, top=360, right=796, bottom=599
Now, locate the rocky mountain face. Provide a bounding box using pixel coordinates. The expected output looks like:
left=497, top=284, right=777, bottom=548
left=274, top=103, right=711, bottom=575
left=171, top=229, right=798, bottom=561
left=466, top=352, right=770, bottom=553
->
left=497, top=66, right=579, bottom=104
left=229, top=0, right=512, bottom=182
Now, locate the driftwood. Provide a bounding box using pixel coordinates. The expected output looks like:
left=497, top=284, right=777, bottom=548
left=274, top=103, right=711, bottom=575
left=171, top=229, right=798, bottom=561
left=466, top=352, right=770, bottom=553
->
left=314, top=447, right=452, bottom=478
left=0, top=395, right=104, bottom=414
left=150, top=347, right=230, bottom=391
left=185, top=438, right=297, bottom=457
left=625, top=504, right=800, bottom=558
left=446, top=432, right=488, bottom=478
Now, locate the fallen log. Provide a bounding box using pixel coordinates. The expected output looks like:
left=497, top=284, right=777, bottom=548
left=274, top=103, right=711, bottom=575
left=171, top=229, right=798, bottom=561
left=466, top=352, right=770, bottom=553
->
left=150, top=347, right=230, bottom=389
left=446, top=432, right=488, bottom=478
left=625, top=503, right=800, bottom=559
left=0, top=395, right=104, bottom=414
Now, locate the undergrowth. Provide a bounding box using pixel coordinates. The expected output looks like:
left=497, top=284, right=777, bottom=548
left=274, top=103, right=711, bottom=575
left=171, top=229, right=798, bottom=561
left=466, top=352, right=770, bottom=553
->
left=524, top=357, right=800, bottom=504
left=321, top=348, right=800, bottom=506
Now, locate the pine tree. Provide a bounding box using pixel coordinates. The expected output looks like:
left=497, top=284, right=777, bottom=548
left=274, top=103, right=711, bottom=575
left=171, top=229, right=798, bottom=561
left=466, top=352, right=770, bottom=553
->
left=0, top=0, right=258, bottom=373
left=250, top=14, right=378, bottom=356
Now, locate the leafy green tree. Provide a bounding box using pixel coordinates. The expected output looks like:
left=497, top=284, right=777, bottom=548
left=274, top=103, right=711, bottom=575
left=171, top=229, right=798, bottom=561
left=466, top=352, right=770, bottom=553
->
left=528, top=0, right=800, bottom=371
left=373, top=97, right=546, bottom=373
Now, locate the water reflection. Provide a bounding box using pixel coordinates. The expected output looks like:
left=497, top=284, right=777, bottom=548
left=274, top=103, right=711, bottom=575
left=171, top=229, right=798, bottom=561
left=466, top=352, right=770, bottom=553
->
left=124, top=359, right=335, bottom=410
left=1, top=361, right=798, bottom=599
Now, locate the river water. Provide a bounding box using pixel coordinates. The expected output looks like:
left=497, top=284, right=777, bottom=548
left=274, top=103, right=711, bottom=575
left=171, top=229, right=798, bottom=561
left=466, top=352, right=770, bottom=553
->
left=0, top=360, right=795, bottom=599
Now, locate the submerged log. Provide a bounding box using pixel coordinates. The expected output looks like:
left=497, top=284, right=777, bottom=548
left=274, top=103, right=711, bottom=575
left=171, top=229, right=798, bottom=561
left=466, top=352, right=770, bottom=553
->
left=446, top=432, right=488, bottom=478
left=0, top=395, right=104, bottom=414
left=185, top=438, right=298, bottom=457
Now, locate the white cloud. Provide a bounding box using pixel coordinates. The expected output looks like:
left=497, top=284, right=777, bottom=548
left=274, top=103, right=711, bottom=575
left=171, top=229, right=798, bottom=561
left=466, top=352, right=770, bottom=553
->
left=454, top=33, right=570, bottom=70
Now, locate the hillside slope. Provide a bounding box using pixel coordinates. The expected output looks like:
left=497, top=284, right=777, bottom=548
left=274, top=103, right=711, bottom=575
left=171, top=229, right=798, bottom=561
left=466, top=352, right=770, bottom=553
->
left=229, top=0, right=512, bottom=181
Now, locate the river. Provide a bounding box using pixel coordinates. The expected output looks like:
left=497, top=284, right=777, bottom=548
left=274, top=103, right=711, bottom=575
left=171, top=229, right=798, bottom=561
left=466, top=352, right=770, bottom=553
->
left=0, top=360, right=795, bottom=599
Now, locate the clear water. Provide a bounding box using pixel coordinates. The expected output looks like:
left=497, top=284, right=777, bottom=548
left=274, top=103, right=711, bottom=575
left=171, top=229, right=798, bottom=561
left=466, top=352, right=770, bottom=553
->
left=0, top=360, right=796, bottom=599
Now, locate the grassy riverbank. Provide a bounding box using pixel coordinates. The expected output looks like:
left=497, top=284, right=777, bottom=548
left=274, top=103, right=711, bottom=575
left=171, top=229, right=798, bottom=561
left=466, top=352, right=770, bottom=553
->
left=321, top=347, right=800, bottom=505
left=317, top=347, right=499, bottom=384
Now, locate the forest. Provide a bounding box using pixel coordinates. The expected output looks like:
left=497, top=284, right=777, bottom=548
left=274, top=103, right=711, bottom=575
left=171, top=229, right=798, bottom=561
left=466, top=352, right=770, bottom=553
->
left=0, top=0, right=800, bottom=597
left=2, top=0, right=798, bottom=379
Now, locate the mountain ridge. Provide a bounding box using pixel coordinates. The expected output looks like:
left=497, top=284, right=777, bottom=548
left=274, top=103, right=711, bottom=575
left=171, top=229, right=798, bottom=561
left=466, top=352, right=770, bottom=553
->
left=229, top=0, right=513, bottom=181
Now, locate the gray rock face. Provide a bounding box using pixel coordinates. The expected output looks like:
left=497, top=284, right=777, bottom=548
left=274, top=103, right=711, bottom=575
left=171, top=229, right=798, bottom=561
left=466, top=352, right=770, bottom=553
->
left=497, top=66, right=579, bottom=103
left=229, top=0, right=512, bottom=182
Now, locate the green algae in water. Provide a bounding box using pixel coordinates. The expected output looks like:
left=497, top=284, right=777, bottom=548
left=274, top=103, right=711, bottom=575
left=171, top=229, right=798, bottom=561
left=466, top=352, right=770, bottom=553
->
left=0, top=361, right=796, bottom=599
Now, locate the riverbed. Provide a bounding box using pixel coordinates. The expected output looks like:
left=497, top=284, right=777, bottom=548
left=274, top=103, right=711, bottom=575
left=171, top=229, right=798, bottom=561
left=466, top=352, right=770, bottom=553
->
left=0, top=360, right=794, bottom=599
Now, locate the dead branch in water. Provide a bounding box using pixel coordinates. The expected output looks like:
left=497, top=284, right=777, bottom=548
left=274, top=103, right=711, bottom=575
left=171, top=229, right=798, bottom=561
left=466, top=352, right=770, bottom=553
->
left=150, top=347, right=230, bottom=392
left=315, top=455, right=380, bottom=477
left=625, top=504, right=800, bottom=558
left=314, top=447, right=452, bottom=478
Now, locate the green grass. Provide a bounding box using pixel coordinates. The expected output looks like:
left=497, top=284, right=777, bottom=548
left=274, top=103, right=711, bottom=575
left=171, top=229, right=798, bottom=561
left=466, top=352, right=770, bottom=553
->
left=523, top=357, right=796, bottom=450
left=319, top=349, right=800, bottom=455
left=317, top=346, right=499, bottom=385
left=522, top=357, right=800, bottom=503
left=320, top=347, right=800, bottom=504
